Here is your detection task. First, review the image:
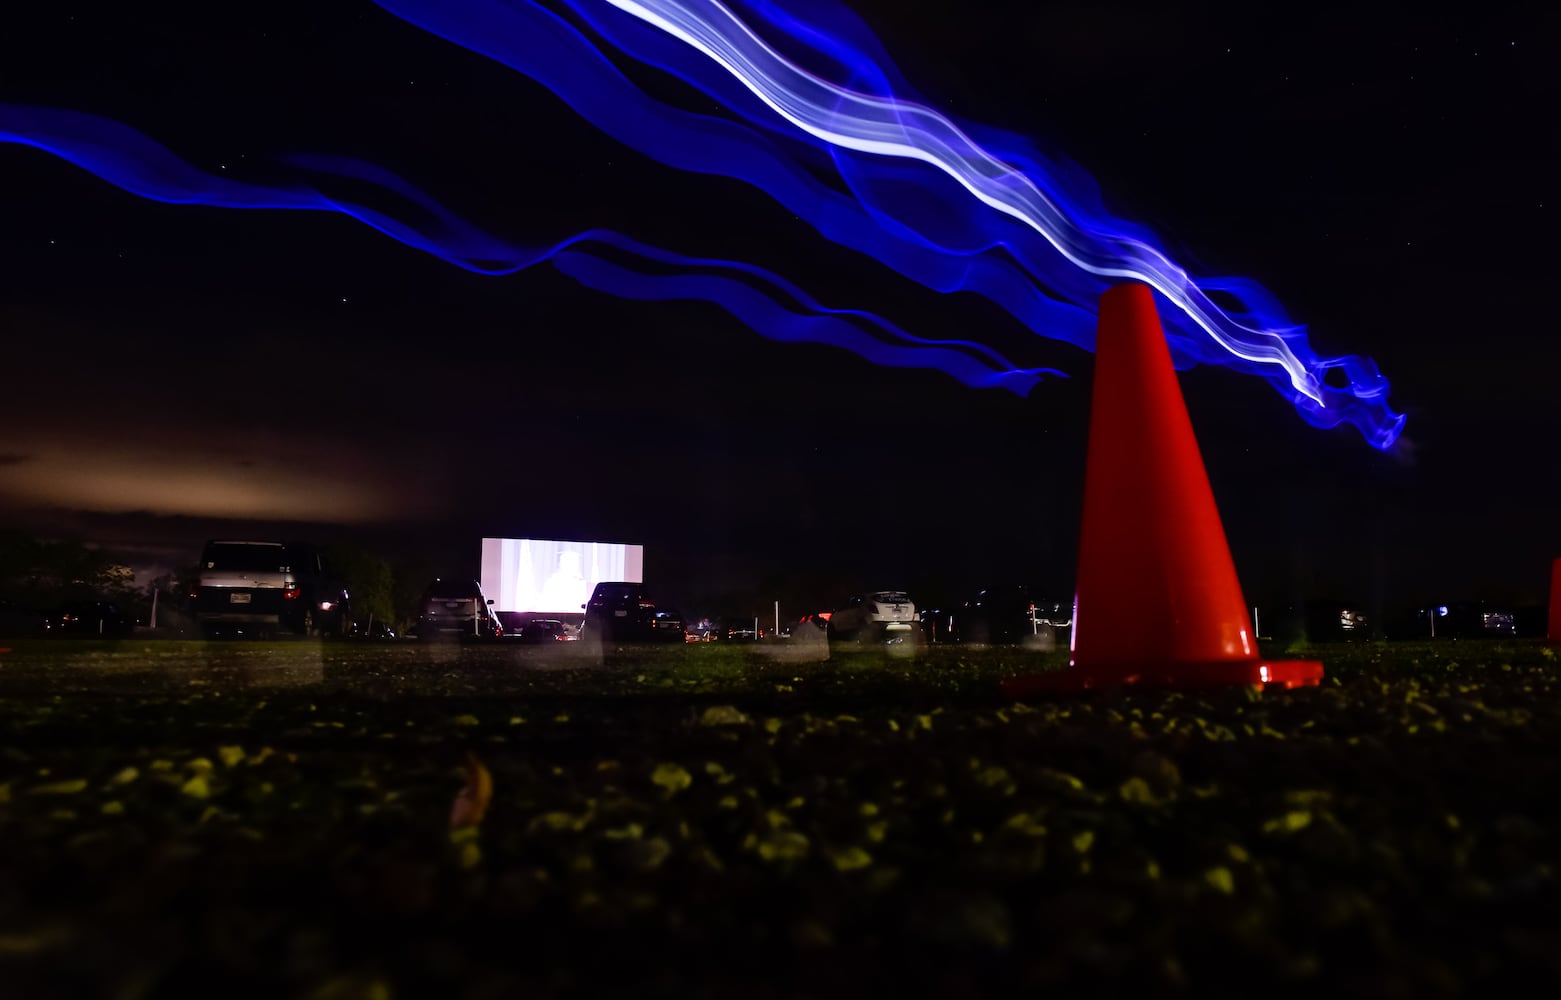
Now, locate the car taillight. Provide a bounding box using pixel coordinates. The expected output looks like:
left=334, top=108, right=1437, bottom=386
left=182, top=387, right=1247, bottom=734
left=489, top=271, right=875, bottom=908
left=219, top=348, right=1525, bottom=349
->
left=283, top=585, right=301, bottom=600
left=639, top=600, right=655, bottom=609
left=189, top=586, right=200, bottom=600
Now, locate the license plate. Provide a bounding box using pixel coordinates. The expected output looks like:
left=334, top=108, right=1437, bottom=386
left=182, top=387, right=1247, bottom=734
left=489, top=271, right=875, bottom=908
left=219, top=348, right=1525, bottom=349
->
left=229, top=592, right=251, bottom=605
left=614, top=609, right=628, bottom=617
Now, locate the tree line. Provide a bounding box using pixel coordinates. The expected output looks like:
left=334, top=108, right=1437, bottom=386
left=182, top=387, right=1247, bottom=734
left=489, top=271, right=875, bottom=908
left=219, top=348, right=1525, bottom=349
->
left=0, top=531, right=439, bottom=636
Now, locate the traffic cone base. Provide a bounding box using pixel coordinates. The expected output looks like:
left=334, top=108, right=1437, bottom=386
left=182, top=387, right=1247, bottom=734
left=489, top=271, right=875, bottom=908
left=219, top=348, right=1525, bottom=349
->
left=1004, top=283, right=1323, bottom=696
left=1002, top=658, right=1323, bottom=697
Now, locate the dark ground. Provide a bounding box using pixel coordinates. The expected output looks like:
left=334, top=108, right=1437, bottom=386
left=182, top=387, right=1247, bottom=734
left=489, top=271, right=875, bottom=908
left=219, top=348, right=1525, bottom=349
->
left=1, top=637, right=1559, bottom=998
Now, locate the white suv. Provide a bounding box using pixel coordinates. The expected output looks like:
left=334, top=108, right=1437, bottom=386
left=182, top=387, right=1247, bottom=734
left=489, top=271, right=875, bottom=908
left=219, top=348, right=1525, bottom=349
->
left=191, top=540, right=349, bottom=638
left=830, top=591, right=918, bottom=643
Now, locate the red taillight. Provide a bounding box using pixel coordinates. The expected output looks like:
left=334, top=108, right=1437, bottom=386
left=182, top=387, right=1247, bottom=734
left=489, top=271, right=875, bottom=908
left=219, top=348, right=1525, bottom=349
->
left=283, top=585, right=301, bottom=600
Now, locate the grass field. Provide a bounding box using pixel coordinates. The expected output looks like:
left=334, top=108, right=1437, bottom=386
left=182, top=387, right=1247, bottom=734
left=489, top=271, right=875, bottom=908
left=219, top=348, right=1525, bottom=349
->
left=1, top=637, right=1558, bottom=998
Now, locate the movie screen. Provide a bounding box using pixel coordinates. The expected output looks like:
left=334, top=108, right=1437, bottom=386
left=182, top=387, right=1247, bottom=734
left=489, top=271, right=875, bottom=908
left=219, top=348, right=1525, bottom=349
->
left=479, top=538, right=644, bottom=613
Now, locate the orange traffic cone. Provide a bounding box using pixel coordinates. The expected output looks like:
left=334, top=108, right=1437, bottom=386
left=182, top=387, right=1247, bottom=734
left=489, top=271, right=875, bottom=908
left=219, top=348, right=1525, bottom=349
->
left=1548, top=558, right=1561, bottom=644
left=1004, top=283, right=1322, bottom=694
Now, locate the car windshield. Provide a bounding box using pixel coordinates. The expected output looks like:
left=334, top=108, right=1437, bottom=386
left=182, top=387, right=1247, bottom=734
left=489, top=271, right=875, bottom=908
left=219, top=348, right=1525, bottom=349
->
left=203, top=544, right=290, bottom=573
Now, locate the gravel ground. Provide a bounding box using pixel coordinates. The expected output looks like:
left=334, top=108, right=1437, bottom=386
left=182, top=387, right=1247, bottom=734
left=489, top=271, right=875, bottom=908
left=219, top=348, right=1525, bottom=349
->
left=1, top=637, right=1558, bottom=998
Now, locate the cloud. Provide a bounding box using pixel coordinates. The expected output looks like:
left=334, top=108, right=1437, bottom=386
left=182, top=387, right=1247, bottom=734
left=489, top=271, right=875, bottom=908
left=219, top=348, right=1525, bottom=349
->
left=0, top=433, right=444, bottom=524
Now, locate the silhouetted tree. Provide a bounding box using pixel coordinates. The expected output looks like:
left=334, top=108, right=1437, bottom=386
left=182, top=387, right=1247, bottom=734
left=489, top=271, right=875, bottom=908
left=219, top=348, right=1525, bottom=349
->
left=0, top=530, right=139, bottom=610
left=322, top=544, right=396, bottom=633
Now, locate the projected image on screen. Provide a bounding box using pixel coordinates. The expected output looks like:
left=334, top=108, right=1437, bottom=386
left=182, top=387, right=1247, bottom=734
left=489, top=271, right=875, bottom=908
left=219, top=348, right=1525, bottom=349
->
left=480, top=538, right=644, bottom=613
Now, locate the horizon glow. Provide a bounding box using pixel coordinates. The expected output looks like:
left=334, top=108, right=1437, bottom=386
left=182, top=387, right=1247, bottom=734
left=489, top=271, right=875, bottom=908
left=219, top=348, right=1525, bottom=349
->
left=374, top=0, right=1403, bottom=447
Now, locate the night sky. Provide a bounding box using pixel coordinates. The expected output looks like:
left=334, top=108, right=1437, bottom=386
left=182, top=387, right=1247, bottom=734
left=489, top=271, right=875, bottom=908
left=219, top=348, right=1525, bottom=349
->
left=1, top=0, right=1556, bottom=618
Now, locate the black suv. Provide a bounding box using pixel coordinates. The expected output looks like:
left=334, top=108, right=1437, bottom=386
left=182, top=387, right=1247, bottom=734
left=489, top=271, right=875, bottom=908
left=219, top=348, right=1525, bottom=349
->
left=192, top=541, right=350, bottom=638
left=581, top=582, right=675, bottom=644
left=415, top=578, right=504, bottom=641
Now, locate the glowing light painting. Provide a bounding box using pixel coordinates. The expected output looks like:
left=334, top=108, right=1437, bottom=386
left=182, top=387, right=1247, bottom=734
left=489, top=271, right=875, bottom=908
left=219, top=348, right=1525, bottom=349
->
left=2, top=0, right=1403, bottom=446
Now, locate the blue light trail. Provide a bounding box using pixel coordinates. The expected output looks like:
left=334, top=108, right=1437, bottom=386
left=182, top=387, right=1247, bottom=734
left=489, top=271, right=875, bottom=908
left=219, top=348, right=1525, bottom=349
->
left=374, top=0, right=1403, bottom=447
left=1, top=104, right=1051, bottom=392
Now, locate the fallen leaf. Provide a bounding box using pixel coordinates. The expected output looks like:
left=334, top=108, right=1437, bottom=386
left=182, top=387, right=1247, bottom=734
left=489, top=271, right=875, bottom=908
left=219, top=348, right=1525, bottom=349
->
left=698, top=705, right=750, bottom=726
left=651, top=762, right=692, bottom=795
left=1263, top=810, right=1313, bottom=835
left=755, top=830, right=810, bottom=862
left=29, top=779, right=88, bottom=796
left=449, top=753, right=493, bottom=830
left=826, top=846, right=873, bottom=871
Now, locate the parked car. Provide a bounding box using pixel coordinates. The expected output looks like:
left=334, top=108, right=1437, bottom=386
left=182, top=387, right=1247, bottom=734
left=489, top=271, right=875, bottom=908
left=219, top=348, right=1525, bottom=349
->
left=1265, top=599, right=1373, bottom=643
left=581, top=582, right=664, bottom=644
left=517, top=619, right=578, bottom=643
left=0, top=599, right=52, bottom=637
left=192, top=540, right=350, bottom=638
left=415, top=578, right=503, bottom=640
left=829, top=591, right=918, bottom=643
left=788, top=612, right=831, bottom=638
left=50, top=600, right=134, bottom=637
left=1413, top=602, right=1518, bottom=640
left=950, top=586, right=1071, bottom=644
left=650, top=609, right=687, bottom=643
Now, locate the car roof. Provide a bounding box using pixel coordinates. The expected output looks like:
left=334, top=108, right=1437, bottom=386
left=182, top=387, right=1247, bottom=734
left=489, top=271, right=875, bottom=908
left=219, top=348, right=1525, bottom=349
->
left=424, top=578, right=485, bottom=598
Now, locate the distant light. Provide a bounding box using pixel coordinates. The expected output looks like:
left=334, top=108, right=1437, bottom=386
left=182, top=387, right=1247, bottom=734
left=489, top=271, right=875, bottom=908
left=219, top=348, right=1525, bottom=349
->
left=1437, top=606, right=1449, bottom=616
